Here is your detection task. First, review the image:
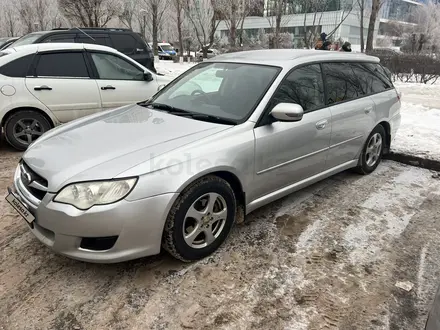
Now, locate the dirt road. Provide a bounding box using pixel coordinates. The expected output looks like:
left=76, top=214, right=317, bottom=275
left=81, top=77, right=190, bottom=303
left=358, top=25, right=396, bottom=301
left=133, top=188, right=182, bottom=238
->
left=1, top=140, right=440, bottom=330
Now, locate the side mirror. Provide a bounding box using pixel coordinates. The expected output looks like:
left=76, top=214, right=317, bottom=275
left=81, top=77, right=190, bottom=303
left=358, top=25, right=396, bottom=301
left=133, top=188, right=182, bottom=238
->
left=270, top=103, right=304, bottom=122
left=144, top=71, right=154, bottom=82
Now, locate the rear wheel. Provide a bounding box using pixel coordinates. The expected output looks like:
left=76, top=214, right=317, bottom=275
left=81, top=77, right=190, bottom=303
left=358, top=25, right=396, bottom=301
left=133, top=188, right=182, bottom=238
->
left=354, top=125, right=386, bottom=175
left=4, top=110, right=52, bottom=151
left=162, top=176, right=236, bottom=262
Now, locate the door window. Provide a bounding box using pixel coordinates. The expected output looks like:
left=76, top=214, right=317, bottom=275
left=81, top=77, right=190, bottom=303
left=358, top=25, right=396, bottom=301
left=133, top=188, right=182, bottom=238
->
left=110, top=35, right=136, bottom=54
left=43, top=34, right=76, bottom=43
left=350, top=63, right=391, bottom=95
left=269, top=64, right=325, bottom=113
left=0, top=54, right=34, bottom=77
left=77, top=36, right=110, bottom=46
left=91, top=52, right=144, bottom=80
left=35, top=52, right=89, bottom=78
left=322, top=63, right=364, bottom=104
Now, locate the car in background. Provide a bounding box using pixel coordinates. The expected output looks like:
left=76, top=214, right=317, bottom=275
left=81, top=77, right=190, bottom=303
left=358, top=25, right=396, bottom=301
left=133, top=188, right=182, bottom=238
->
left=5, top=28, right=156, bottom=72
left=5, top=50, right=401, bottom=263
left=196, top=48, right=219, bottom=59
left=149, top=42, right=177, bottom=60
left=0, top=37, right=19, bottom=51
left=0, top=43, right=171, bottom=150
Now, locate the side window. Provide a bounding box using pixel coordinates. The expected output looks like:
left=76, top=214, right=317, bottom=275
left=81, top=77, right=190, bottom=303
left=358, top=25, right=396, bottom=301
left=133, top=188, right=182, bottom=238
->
left=43, top=34, right=76, bottom=43
left=35, top=52, right=89, bottom=78
left=91, top=52, right=144, bottom=80
left=322, top=63, right=364, bottom=104
left=0, top=54, right=34, bottom=77
left=110, top=35, right=136, bottom=54
left=350, top=63, right=391, bottom=94
left=270, top=64, right=325, bottom=113
left=76, top=36, right=110, bottom=46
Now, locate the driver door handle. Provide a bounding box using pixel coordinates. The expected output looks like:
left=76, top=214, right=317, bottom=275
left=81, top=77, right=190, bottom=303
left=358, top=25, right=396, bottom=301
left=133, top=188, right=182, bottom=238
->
left=34, top=85, right=52, bottom=91
left=316, top=119, right=328, bottom=130
left=101, top=85, right=116, bottom=90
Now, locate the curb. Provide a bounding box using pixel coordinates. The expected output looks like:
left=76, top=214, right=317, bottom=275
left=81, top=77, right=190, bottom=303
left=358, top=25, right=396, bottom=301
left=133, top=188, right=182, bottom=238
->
left=384, top=152, right=440, bottom=172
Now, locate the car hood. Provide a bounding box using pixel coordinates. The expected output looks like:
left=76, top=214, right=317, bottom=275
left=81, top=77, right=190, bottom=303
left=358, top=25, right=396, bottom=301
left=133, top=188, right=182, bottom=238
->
left=23, top=104, right=230, bottom=191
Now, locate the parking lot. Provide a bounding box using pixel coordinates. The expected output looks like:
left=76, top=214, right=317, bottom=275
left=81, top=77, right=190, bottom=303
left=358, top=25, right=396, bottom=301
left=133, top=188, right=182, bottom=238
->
left=1, top=136, right=440, bottom=329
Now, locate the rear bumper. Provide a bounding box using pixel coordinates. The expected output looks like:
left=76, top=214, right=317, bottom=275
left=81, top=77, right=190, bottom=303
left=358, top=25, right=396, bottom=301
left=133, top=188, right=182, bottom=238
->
left=390, top=111, right=401, bottom=143
left=12, top=167, right=178, bottom=263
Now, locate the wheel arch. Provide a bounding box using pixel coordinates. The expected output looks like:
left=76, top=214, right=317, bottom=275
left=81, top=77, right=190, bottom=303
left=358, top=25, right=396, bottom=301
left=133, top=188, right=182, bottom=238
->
left=1, top=106, right=56, bottom=129
left=377, top=120, right=391, bottom=154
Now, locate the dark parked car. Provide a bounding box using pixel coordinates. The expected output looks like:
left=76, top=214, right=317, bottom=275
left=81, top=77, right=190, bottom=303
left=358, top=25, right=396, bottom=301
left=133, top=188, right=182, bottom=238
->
left=0, top=37, right=19, bottom=51
left=6, top=28, right=156, bottom=72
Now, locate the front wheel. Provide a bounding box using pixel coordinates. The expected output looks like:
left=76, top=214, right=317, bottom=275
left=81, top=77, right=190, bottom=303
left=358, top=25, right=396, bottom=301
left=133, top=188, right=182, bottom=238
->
left=354, top=125, right=386, bottom=175
left=162, top=176, right=236, bottom=262
left=4, top=110, right=52, bottom=151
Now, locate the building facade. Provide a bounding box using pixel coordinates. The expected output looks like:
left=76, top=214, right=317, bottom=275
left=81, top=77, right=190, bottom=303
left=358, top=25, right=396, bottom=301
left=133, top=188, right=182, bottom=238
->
left=216, top=0, right=423, bottom=49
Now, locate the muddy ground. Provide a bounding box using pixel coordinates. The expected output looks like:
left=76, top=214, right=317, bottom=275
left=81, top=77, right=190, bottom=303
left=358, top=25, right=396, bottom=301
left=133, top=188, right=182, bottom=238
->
left=1, top=137, right=440, bottom=330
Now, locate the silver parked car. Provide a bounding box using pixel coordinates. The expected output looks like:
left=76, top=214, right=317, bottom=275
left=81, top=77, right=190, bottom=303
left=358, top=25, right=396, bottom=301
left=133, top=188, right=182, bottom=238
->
left=6, top=50, right=401, bottom=263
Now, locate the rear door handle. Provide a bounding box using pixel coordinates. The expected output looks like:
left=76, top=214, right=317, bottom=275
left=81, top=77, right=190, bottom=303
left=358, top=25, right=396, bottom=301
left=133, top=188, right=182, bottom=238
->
left=34, top=85, right=52, bottom=91
left=101, top=85, right=116, bottom=90
left=364, top=106, right=374, bottom=114
left=316, top=119, right=328, bottom=130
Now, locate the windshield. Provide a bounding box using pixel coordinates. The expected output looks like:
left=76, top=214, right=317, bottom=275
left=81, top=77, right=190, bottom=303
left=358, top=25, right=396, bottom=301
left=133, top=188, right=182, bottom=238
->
left=149, top=62, right=280, bottom=122
left=160, top=44, right=174, bottom=51
left=8, top=32, right=46, bottom=48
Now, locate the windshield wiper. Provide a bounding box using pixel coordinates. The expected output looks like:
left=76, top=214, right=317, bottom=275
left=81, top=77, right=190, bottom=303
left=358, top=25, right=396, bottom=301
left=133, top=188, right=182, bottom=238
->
left=140, top=102, right=191, bottom=114
left=140, top=102, right=236, bottom=125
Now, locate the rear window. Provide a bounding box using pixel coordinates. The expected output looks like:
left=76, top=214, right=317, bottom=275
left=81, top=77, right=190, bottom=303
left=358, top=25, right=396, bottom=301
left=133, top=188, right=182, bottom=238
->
left=0, top=54, right=34, bottom=77
left=9, top=32, right=46, bottom=48
left=110, top=34, right=136, bottom=54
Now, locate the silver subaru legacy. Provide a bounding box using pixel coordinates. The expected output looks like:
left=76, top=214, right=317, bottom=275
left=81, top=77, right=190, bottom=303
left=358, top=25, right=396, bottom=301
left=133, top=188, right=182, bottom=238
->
left=6, top=50, right=401, bottom=263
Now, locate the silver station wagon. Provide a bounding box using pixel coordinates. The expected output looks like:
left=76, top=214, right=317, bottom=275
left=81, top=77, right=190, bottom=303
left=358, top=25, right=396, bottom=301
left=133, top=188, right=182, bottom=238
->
left=6, top=50, right=401, bottom=263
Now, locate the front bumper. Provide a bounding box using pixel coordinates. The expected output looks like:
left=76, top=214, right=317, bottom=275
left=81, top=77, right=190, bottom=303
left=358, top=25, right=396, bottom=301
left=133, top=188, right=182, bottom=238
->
left=12, top=167, right=178, bottom=263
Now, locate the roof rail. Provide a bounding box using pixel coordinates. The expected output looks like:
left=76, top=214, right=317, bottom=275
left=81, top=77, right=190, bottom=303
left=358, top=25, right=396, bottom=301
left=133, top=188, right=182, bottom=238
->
left=68, top=27, right=133, bottom=32
left=51, top=28, right=69, bottom=31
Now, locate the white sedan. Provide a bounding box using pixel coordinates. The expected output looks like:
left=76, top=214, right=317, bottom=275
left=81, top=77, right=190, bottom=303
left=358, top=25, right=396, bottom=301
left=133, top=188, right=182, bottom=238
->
left=0, top=43, right=171, bottom=150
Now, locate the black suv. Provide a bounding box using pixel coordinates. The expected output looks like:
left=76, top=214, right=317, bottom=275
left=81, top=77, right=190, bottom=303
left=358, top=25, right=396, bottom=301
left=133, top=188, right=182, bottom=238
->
left=6, top=28, right=156, bottom=72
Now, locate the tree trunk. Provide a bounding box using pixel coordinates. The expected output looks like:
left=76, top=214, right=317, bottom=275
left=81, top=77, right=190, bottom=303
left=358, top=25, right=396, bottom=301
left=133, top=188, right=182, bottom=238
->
left=366, top=0, right=381, bottom=51
left=229, top=3, right=237, bottom=47
left=152, top=4, right=158, bottom=56
left=177, top=9, right=183, bottom=58
left=360, top=3, right=365, bottom=52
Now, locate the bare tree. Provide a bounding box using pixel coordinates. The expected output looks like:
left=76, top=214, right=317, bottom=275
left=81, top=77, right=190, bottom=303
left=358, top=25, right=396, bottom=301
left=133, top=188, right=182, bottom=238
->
left=119, top=0, right=139, bottom=29
left=57, top=0, right=120, bottom=27
left=265, top=0, right=289, bottom=48
left=185, top=0, right=221, bottom=58
left=1, top=3, right=19, bottom=37
left=217, top=0, right=257, bottom=47
left=366, top=0, right=384, bottom=51
left=16, top=0, right=36, bottom=33
left=356, top=0, right=366, bottom=52
left=172, top=0, right=185, bottom=56
left=141, top=0, right=169, bottom=56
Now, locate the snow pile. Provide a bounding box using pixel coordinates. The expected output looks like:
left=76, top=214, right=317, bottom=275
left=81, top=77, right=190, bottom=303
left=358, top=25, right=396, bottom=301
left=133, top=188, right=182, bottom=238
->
left=393, top=82, right=440, bottom=161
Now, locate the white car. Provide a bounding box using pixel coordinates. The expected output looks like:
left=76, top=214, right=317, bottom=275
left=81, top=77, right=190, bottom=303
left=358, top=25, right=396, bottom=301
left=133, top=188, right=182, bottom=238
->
left=0, top=43, right=171, bottom=150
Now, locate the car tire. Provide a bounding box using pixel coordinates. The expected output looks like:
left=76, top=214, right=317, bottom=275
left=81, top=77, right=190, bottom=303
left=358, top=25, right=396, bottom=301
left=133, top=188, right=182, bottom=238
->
left=354, top=124, right=386, bottom=175
left=162, top=176, right=236, bottom=262
left=4, top=110, right=52, bottom=151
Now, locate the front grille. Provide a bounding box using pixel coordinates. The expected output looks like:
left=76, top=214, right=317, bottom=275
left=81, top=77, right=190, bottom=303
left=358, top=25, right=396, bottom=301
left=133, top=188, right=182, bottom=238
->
left=22, top=162, right=48, bottom=187
left=19, top=161, right=48, bottom=201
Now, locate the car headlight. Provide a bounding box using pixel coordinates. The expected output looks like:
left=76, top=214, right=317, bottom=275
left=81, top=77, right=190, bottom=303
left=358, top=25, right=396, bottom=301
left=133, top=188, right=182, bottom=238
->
left=54, top=178, right=137, bottom=210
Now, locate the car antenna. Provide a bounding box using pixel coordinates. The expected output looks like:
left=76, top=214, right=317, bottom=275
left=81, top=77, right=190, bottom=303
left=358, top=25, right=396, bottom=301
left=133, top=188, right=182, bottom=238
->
left=72, top=27, right=96, bottom=41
